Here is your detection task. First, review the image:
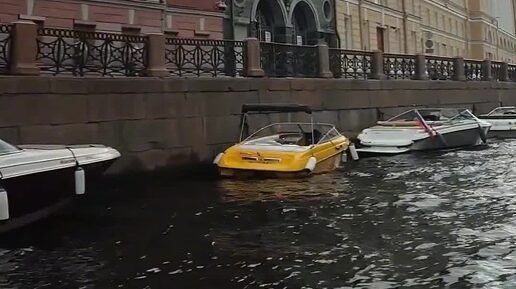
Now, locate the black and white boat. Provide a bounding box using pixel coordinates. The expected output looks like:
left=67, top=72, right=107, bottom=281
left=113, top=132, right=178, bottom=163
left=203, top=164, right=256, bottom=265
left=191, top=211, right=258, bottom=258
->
left=479, top=107, right=516, bottom=138
left=356, top=108, right=491, bottom=154
left=0, top=139, right=120, bottom=233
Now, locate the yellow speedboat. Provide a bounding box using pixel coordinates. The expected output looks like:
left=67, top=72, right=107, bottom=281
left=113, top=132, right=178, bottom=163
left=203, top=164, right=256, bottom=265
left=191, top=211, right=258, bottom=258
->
left=213, top=104, right=354, bottom=178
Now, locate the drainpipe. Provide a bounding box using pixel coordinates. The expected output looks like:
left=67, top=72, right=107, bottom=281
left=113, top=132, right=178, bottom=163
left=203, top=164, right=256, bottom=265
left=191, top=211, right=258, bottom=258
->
left=333, top=0, right=341, bottom=48
left=230, top=0, right=236, bottom=39
left=358, top=0, right=363, bottom=49
left=401, top=0, right=408, bottom=53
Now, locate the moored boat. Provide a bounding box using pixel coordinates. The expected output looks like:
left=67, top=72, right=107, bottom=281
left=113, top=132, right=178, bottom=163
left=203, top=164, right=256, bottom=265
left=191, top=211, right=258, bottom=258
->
left=213, top=104, right=355, bottom=178
left=356, top=108, right=491, bottom=155
left=478, top=107, right=516, bottom=138
left=0, top=140, right=120, bottom=233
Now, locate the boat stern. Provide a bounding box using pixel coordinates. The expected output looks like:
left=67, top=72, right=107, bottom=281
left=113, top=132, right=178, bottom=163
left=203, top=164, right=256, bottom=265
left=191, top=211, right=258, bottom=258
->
left=214, top=145, right=313, bottom=177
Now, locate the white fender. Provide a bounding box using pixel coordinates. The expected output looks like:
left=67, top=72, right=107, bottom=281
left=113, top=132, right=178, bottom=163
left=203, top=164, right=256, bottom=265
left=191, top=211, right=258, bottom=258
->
left=213, top=153, right=224, bottom=165
left=75, top=167, right=85, bottom=195
left=0, top=187, right=9, bottom=220
left=305, top=157, right=317, bottom=172
left=349, top=144, right=359, bottom=161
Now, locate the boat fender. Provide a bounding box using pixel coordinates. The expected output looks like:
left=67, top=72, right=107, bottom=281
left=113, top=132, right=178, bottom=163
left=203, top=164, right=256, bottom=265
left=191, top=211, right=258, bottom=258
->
left=0, top=187, right=9, bottom=220
left=213, top=153, right=224, bottom=165
left=75, top=167, right=85, bottom=195
left=349, top=144, right=360, bottom=161
left=305, top=157, right=317, bottom=172
left=341, top=153, right=348, bottom=163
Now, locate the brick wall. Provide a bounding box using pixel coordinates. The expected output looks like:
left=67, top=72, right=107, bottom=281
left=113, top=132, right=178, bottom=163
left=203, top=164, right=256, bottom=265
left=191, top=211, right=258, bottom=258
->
left=0, top=0, right=224, bottom=38
left=0, top=77, right=513, bottom=174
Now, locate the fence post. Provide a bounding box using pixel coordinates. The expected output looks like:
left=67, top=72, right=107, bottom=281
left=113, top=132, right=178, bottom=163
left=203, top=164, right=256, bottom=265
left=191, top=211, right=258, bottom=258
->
left=482, top=59, right=492, bottom=81
left=370, top=50, right=386, bottom=80
left=500, top=62, right=509, bottom=81
left=145, top=33, right=169, bottom=77
left=452, top=57, right=465, bottom=81
left=317, top=43, right=333, bottom=78
left=413, top=54, right=428, bottom=80
left=10, top=20, right=39, bottom=75
left=244, top=38, right=264, bottom=77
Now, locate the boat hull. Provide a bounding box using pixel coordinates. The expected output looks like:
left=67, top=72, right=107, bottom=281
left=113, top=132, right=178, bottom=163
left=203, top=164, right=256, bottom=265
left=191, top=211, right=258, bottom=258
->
left=357, top=126, right=490, bottom=155
left=219, top=152, right=344, bottom=179
left=478, top=117, right=516, bottom=138
left=0, top=159, right=115, bottom=233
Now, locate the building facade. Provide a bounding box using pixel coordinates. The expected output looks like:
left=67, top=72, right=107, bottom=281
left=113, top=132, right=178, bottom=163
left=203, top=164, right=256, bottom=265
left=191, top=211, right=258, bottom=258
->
left=224, top=0, right=338, bottom=46
left=0, top=0, right=225, bottom=38
left=335, top=0, right=516, bottom=62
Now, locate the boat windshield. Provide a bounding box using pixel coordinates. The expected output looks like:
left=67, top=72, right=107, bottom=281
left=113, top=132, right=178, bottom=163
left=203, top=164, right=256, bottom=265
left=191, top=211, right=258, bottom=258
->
left=383, top=108, right=477, bottom=126
left=0, top=139, right=19, bottom=155
left=243, top=123, right=341, bottom=146
left=486, top=107, right=516, bottom=116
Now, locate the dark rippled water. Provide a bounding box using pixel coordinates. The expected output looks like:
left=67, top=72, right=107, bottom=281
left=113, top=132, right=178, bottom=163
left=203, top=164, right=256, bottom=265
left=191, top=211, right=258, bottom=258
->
left=3, top=140, right=516, bottom=289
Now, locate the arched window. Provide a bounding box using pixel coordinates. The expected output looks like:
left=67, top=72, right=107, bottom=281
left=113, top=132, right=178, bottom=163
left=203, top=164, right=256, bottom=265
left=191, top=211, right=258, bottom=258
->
left=255, top=1, right=275, bottom=42
left=291, top=1, right=318, bottom=45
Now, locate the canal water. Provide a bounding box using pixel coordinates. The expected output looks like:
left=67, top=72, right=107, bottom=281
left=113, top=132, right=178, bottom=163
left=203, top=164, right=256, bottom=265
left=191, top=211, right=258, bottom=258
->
left=2, top=140, right=516, bottom=289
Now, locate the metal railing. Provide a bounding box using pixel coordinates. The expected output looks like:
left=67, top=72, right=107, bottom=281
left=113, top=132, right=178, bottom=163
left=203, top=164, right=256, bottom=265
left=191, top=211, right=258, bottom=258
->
left=509, top=64, right=516, bottom=81
left=0, top=24, right=11, bottom=75
left=464, top=59, right=483, bottom=81
left=37, top=28, right=147, bottom=76
left=491, top=61, right=504, bottom=81
left=329, top=49, right=372, bottom=79
left=383, top=53, right=415, bottom=79
left=165, top=38, right=245, bottom=77
left=425, top=56, right=454, bottom=80
left=260, top=42, right=318, bottom=78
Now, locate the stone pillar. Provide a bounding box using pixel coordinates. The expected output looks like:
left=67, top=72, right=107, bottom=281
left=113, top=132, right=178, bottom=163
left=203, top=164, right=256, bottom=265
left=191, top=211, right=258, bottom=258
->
left=10, top=20, right=40, bottom=75
left=317, top=44, right=333, bottom=78
left=244, top=38, right=264, bottom=77
left=482, top=59, right=492, bottom=81
left=500, top=62, right=509, bottom=81
left=370, top=50, right=386, bottom=80
left=413, top=54, right=428, bottom=80
left=144, top=33, right=169, bottom=77
left=452, top=57, right=465, bottom=81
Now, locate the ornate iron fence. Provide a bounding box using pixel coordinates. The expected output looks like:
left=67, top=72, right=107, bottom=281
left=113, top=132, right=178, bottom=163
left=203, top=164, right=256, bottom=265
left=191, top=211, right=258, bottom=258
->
left=464, top=60, right=483, bottom=80
left=509, top=64, right=516, bottom=81
left=0, top=24, right=11, bottom=74
left=383, top=53, right=415, bottom=79
left=260, top=42, right=318, bottom=77
left=165, top=38, right=245, bottom=77
left=491, top=61, right=504, bottom=81
left=37, top=28, right=147, bottom=76
left=425, top=56, right=454, bottom=80
left=329, top=49, right=372, bottom=79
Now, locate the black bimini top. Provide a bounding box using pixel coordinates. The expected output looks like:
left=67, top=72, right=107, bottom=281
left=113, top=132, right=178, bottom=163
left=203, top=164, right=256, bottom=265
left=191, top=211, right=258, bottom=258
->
left=241, top=104, right=312, bottom=114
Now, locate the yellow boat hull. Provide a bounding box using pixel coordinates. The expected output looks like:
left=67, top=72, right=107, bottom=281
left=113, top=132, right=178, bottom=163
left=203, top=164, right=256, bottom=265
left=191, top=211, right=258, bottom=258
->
left=216, top=136, right=350, bottom=178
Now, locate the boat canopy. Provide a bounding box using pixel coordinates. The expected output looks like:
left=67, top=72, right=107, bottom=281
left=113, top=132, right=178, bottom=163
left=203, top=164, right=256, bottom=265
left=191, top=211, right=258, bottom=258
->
left=242, top=104, right=312, bottom=114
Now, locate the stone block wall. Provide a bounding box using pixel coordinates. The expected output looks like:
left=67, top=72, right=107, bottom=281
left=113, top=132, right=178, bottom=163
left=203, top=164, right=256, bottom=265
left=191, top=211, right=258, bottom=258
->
left=0, top=77, right=514, bottom=174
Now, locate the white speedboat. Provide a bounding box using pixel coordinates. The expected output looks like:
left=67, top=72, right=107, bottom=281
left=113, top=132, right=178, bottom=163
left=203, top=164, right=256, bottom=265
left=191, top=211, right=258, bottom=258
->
left=356, top=108, right=491, bottom=154
left=479, top=107, right=516, bottom=138
left=0, top=140, right=120, bottom=233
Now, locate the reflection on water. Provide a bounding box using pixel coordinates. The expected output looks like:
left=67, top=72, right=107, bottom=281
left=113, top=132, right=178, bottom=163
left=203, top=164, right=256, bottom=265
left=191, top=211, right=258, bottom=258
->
left=2, top=140, right=516, bottom=288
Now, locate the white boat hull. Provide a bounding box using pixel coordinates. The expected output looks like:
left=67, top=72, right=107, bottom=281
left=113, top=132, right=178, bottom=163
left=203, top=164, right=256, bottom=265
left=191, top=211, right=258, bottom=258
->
left=0, top=144, right=120, bottom=233
left=478, top=117, right=516, bottom=138
left=357, top=123, right=490, bottom=155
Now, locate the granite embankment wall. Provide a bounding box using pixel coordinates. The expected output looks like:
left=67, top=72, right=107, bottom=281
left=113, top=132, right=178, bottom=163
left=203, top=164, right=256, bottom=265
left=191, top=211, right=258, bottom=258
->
left=0, top=77, right=515, bottom=174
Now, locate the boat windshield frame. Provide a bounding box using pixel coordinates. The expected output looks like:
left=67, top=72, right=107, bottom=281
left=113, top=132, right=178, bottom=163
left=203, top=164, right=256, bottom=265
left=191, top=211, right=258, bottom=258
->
left=242, top=122, right=342, bottom=146
left=384, top=108, right=478, bottom=127
left=0, top=139, right=21, bottom=156
left=485, top=106, right=516, bottom=116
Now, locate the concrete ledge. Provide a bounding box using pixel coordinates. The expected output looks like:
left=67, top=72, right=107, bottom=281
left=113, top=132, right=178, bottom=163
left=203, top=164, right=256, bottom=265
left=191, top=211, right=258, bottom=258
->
left=0, top=76, right=515, bottom=174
